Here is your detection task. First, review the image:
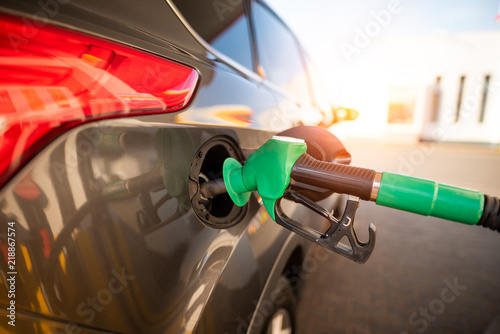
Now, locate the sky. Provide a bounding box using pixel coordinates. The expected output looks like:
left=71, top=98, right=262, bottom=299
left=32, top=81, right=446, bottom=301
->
left=266, top=0, right=500, bottom=43
left=266, top=0, right=500, bottom=81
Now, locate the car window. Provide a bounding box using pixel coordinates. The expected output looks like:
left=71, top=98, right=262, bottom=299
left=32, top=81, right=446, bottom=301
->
left=305, top=54, right=331, bottom=113
left=172, top=0, right=253, bottom=70
left=252, top=2, right=311, bottom=103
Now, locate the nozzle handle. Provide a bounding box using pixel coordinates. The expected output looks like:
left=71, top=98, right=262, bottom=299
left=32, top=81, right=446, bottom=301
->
left=291, top=153, right=377, bottom=201
left=291, top=154, right=497, bottom=229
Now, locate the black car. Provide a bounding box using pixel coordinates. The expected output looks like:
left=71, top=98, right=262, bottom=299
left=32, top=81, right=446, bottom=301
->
left=0, top=0, right=346, bottom=333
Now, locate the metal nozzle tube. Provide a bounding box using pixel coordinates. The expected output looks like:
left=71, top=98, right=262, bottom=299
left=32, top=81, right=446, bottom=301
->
left=200, top=178, right=227, bottom=200
left=370, top=172, right=383, bottom=201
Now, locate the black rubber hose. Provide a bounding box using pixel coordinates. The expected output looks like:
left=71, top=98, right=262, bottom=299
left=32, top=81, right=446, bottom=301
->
left=291, top=153, right=376, bottom=201
left=477, top=195, right=500, bottom=232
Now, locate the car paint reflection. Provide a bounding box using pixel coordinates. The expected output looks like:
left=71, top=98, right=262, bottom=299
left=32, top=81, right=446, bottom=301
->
left=0, top=122, right=273, bottom=333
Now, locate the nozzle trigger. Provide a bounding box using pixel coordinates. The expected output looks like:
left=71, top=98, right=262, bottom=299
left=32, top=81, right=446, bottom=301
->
left=275, top=191, right=376, bottom=264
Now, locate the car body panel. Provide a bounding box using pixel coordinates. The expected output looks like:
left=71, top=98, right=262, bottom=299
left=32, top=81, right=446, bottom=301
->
left=0, top=0, right=332, bottom=333
left=0, top=120, right=308, bottom=333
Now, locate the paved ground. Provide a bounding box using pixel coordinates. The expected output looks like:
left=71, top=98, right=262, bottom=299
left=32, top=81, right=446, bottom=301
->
left=295, top=140, right=500, bottom=334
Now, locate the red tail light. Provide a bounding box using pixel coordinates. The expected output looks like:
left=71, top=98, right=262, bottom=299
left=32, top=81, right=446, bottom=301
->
left=0, top=14, right=199, bottom=186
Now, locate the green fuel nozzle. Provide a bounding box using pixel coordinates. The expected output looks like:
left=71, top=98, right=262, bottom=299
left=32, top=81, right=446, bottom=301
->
left=223, top=136, right=307, bottom=220
left=221, top=135, right=499, bottom=263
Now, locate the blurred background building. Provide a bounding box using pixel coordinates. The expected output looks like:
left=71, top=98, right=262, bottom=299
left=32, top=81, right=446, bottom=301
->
left=268, top=0, right=500, bottom=145
left=333, top=30, right=500, bottom=144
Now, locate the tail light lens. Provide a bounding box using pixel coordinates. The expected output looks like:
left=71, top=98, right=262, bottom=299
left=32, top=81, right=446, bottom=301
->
left=0, top=14, right=199, bottom=186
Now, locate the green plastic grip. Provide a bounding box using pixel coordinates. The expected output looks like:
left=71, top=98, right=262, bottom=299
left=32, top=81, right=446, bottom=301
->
left=223, top=136, right=307, bottom=219
left=376, top=172, right=484, bottom=225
